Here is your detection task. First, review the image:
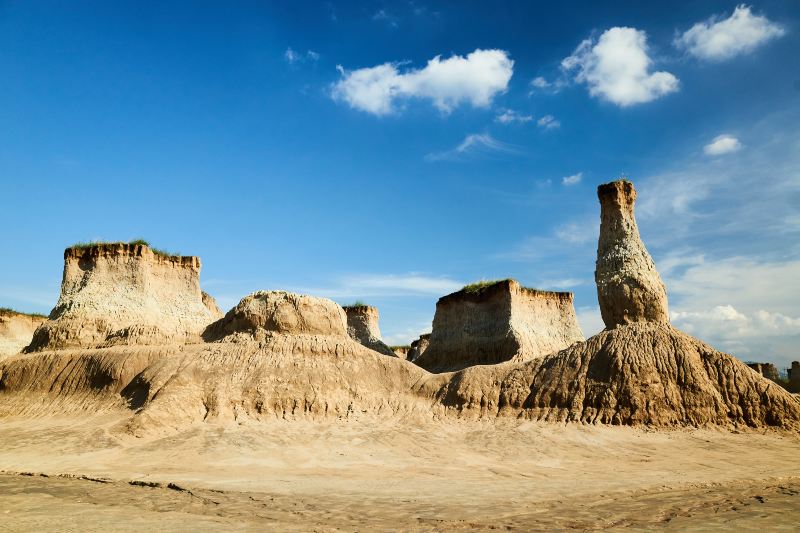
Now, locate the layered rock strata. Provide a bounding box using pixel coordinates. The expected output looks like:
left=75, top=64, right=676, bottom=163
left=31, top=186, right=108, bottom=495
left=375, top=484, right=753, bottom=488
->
left=595, top=180, right=669, bottom=329
left=407, top=333, right=430, bottom=362
left=0, top=309, right=46, bottom=357
left=26, top=243, right=219, bottom=351
left=415, top=280, right=584, bottom=373
left=342, top=305, right=396, bottom=356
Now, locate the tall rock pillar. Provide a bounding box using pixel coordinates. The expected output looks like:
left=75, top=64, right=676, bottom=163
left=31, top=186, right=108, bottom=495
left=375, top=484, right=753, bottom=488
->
left=595, top=180, right=669, bottom=329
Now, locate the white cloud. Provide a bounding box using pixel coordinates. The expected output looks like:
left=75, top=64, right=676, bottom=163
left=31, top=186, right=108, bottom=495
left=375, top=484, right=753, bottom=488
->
left=537, top=115, right=561, bottom=129
left=332, top=49, right=514, bottom=115
left=531, top=76, right=550, bottom=89
left=562, top=27, right=679, bottom=106
left=704, top=134, right=742, bottom=156
left=675, top=5, right=785, bottom=61
left=495, top=109, right=533, bottom=124
left=537, top=278, right=586, bottom=290
left=284, top=47, right=320, bottom=65
left=426, top=133, right=519, bottom=161
left=372, top=9, right=398, bottom=27
left=298, top=273, right=464, bottom=299
left=562, top=172, right=583, bottom=186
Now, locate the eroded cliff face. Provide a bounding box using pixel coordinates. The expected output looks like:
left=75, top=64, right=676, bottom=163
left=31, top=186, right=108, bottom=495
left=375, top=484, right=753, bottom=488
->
left=342, top=305, right=395, bottom=357
left=26, top=244, right=219, bottom=351
left=0, top=310, right=46, bottom=358
left=415, top=280, right=584, bottom=373
left=595, top=180, right=669, bottom=329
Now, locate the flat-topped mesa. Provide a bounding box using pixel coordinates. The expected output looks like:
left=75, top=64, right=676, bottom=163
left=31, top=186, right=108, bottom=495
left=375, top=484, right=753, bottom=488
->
left=595, top=180, right=669, bottom=329
left=414, top=279, right=584, bottom=373
left=0, top=309, right=47, bottom=357
left=25, top=243, right=219, bottom=351
left=203, top=290, right=349, bottom=342
left=342, top=305, right=396, bottom=357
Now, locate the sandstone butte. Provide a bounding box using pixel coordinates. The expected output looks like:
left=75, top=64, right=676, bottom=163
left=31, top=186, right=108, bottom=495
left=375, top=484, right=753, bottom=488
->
left=0, top=179, right=799, bottom=434
left=415, top=279, right=585, bottom=373
left=341, top=304, right=396, bottom=357
left=24, top=242, right=222, bottom=352
left=0, top=309, right=46, bottom=359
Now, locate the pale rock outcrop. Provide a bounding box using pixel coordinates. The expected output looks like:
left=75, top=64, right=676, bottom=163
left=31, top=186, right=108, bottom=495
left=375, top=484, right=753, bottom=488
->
left=203, top=290, right=349, bottom=342
left=595, top=180, right=669, bottom=329
left=342, top=305, right=396, bottom=356
left=202, top=291, right=224, bottom=318
left=407, top=333, right=430, bottom=362
left=746, top=362, right=780, bottom=382
left=0, top=309, right=46, bottom=358
left=415, top=280, right=584, bottom=373
left=26, top=243, right=218, bottom=351
left=392, top=346, right=411, bottom=359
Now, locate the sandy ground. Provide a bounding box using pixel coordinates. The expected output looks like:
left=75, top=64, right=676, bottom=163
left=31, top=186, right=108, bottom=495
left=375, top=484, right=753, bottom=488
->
left=0, top=412, right=799, bottom=531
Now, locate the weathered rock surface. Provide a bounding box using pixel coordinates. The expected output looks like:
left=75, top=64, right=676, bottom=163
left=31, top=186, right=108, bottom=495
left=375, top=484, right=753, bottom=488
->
left=392, top=346, right=411, bottom=359
left=26, top=244, right=219, bottom=351
left=428, top=322, right=800, bottom=428
left=789, top=362, right=800, bottom=393
left=203, top=291, right=349, bottom=342
left=342, top=305, right=396, bottom=356
left=202, top=291, right=224, bottom=318
left=415, top=280, right=584, bottom=373
left=0, top=310, right=46, bottom=358
left=407, top=333, right=430, bottom=362
left=747, top=362, right=780, bottom=382
left=595, top=180, right=669, bottom=329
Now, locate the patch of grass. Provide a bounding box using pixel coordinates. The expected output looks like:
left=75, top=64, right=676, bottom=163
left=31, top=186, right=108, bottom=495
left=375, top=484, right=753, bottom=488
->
left=461, top=278, right=511, bottom=294
left=389, top=345, right=411, bottom=351
left=0, top=307, right=47, bottom=318
left=68, top=239, right=180, bottom=258
left=346, top=300, right=369, bottom=308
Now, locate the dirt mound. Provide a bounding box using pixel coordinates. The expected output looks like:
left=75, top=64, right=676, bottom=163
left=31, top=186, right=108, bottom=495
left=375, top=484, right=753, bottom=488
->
left=25, top=243, right=218, bottom=351
left=203, top=291, right=350, bottom=342
left=415, top=279, right=584, bottom=373
left=596, top=180, right=669, bottom=328
left=429, top=322, right=800, bottom=428
left=342, top=305, right=395, bottom=356
left=0, top=310, right=46, bottom=358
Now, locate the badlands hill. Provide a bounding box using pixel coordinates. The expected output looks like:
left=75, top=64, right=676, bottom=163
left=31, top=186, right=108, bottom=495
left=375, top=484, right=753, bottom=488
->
left=415, top=279, right=584, bottom=373
left=0, top=309, right=46, bottom=359
left=0, top=181, right=799, bottom=433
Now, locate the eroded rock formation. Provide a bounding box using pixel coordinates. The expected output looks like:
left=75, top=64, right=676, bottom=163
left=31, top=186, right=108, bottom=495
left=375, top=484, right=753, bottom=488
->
left=415, top=280, right=584, bottom=373
left=595, top=180, right=669, bottom=329
left=392, top=346, right=411, bottom=359
left=203, top=290, right=349, bottom=342
left=342, top=305, right=396, bottom=356
left=746, top=362, right=780, bottom=382
left=407, top=333, right=430, bottom=362
left=0, top=309, right=46, bottom=358
left=26, top=243, right=219, bottom=351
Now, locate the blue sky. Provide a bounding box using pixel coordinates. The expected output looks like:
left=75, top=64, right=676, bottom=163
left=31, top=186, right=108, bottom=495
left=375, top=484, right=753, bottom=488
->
left=1, top=1, right=799, bottom=366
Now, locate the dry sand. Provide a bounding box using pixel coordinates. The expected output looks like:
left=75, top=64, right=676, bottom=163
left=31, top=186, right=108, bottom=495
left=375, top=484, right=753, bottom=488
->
left=0, top=412, right=798, bottom=531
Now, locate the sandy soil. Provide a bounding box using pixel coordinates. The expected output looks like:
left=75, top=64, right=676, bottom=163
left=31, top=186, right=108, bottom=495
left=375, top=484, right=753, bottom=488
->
left=0, top=412, right=799, bottom=531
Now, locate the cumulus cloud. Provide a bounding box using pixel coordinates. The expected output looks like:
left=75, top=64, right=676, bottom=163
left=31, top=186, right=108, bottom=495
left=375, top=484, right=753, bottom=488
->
left=703, top=134, right=742, bottom=156
left=562, top=27, right=679, bottom=106
left=675, top=5, right=785, bottom=61
left=495, top=109, right=533, bottom=124
left=562, top=172, right=582, bottom=186
left=426, top=133, right=519, bottom=162
left=537, top=115, right=561, bottom=129
left=332, top=49, right=514, bottom=115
